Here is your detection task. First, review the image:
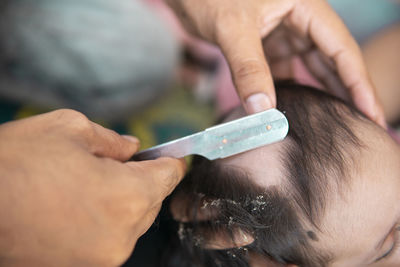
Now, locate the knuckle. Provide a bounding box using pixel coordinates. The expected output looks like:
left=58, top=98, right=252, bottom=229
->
left=214, top=5, right=256, bottom=41
left=215, top=10, right=245, bottom=40
left=216, top=8, right=246, bottom=28
left=233, top=60, right=266, bottom=80
left=53, top=109, right=88, bottom=122
left=54, top=109, right=93, bottom=133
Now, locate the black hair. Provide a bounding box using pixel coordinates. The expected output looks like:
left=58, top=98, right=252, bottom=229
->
left=163, top=81, right=366, bottom=267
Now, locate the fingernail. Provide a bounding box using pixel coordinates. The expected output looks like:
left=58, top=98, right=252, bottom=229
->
left=245, top=93, right=273, bottom=114
left=122, top=135, right=139, bottom=143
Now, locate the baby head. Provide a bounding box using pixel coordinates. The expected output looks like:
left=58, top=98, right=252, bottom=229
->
left=169, top=82, right=400, bottom=266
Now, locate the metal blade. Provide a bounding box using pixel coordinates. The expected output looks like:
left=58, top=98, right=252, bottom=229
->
left=131, top=108, right=288, bottom=161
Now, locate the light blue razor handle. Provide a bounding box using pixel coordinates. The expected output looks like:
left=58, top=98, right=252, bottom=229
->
left=131, top=108, right=289, bottom=161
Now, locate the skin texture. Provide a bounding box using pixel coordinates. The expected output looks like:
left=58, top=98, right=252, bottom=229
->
left=363, top=23, right=400, bottom=124
left=0, top=109, right=186, bottom=267
left=219, top=107, right=400, bottom=266
left=166, top=0, right=385, bottom=126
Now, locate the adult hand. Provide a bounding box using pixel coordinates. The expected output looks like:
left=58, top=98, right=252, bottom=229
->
left=166, top=0, right=386, bottom=126
left=0, top=109, right=185, bottom=267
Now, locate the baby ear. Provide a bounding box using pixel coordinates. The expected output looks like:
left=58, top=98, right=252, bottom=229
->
left=170, top=193, right=220, bottom=222
left=201, top=227, right=254, bottom=250
left=170, top=193, right=254, bottom=249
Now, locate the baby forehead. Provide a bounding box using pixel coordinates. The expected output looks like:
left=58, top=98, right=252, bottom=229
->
left=219, top=100, right=378, bottom=203
left=219, top=106, right=295, bottom=189
left=218, top=138, right=288, bottom=188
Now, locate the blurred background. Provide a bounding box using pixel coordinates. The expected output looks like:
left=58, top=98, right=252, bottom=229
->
left=0, top=0, right=221, bottom=149
left=0, top=0, right=398, bottom=266
left=0, top=0, right=400, bottom=148
left=0, top=0, right=399, bottom=150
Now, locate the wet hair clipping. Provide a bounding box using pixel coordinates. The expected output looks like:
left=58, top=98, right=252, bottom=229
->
left=131, top=108, right=289, bottom=161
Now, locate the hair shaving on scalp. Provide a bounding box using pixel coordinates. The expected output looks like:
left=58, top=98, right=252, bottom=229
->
left=163, top=81, right=368, bottom=267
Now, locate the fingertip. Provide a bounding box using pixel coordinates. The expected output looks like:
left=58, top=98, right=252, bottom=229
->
left=158, top=157, right=187, bottom=181
left=178, top=157, right=188, bottom=171
left=233, top=64, right=277, bottom=114
left=124, top=157, right=187, bottom=201
left=147, top=157, right=187, bottom=199
left=356, top=98, right=387, bottom=129
left=374, top=98, right=388, bottom=129
left=351, top=84, right=378, bottom=119
left=244, top=92, right=275, bottom=114
left=122, top=135, right=140, bottom=144
left=217, top=22, right=277, bottom=115
left=378, top=116, right=388, bottom=130
left=375, top=107, right=388, bottom=129
left=122, top=135, right=141, bottom=155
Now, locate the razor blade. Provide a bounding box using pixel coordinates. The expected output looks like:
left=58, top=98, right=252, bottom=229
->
left=131, top=108, right=289, bottom=161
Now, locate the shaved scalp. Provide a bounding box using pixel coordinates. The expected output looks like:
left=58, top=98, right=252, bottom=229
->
left=164, top=81, right=367, bottom=267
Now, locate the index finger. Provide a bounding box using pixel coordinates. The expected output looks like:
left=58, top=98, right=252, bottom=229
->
left=216, top=18, right=276, bottom=114
left=287, top=0, right=386, bottom=126
left=126, top=157, right=186, bottom=204
left=44, top=109, right=141, bottom=160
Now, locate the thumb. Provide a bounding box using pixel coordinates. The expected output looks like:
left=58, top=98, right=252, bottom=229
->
left=126, top=157, right=186, bottom=205
left=217, top=21, right=276, bottom=114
